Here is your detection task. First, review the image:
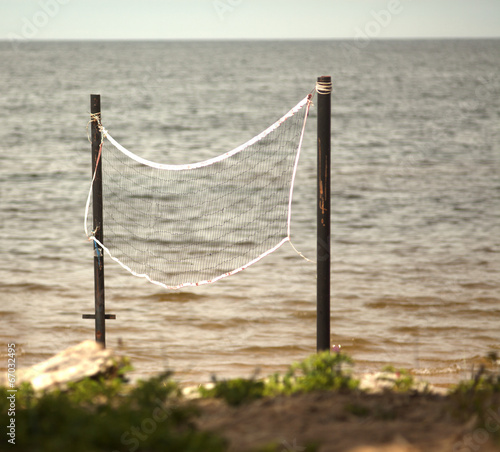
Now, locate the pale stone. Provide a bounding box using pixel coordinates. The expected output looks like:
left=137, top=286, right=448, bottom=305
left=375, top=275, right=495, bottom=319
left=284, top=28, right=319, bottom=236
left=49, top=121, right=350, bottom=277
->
left=13, top=340, right=119, bottom=391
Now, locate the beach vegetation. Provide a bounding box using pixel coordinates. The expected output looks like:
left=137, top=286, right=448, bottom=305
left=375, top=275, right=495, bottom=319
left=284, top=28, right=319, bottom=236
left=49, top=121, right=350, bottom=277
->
left=200, top=351, right=358, bottom=405
left=5, top=350, right=500, bottom=451
left=379, top=365, right=417, bottom=392
left=0, top=371, right=226, bottom=452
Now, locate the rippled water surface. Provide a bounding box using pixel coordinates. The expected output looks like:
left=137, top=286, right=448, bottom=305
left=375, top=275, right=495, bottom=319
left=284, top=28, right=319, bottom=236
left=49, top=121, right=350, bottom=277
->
left=0, top=40, right=499, bottom=386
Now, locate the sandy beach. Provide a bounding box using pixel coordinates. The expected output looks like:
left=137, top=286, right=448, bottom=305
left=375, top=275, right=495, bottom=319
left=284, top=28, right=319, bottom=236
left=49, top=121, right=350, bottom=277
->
left=190, top=387, right=500, bottom=451
left=4, top=340, right=500, bottom=451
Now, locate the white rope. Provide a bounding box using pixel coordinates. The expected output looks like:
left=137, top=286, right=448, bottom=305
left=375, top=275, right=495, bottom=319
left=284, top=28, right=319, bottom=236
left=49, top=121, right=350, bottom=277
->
left=316, top=78, right=332, bottom=95
left=103, top=96, right=310, bottom=171
left=286, top=94, right=316, bottom=263
left=84, top=114, right=103, bottom=239
left=90, top=236, right=290, bottom=290
left=83, top=177, right=93, bottom=238
left=288, top=240, right=315, bottom=263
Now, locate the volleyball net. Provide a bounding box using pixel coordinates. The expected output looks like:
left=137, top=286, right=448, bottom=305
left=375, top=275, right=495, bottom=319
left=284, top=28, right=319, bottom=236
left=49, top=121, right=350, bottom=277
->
left=85, top=93, right=313, bottom=289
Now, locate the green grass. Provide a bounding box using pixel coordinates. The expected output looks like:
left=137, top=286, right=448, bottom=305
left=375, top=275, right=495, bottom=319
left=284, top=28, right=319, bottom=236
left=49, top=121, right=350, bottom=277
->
left=199, top=377, right=265, bottom=406
left=379, top=365, right=417, bottom=392
left=0, top=372, right=226, bottom=452
left=200, top=351, right=358, bottom=405
left=266, top=350, right=358, bottom=396
left=448, top=358, right=500, bottom=424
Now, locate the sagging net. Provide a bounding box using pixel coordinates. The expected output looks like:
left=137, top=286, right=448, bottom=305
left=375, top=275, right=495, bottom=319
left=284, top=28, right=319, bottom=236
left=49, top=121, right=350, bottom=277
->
left=85, top=95, right=312, bottom=289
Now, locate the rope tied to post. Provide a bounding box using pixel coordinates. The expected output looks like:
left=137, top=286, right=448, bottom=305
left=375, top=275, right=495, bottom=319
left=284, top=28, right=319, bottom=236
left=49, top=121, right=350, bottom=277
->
left=86, top=112, right=105, bottom=143
left=84, top=111, right=105, bottom=241
left=316, top=78, right=332, bottom=95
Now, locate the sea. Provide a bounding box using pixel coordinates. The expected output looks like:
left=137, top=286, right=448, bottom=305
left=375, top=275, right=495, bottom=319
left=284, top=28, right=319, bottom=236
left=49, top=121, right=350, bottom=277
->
left=0, top=39, right=499, bottom=387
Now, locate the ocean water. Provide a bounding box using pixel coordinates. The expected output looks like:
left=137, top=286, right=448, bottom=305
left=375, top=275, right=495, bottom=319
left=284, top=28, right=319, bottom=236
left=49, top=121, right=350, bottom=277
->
left=0, top=39, right=499, bottom=386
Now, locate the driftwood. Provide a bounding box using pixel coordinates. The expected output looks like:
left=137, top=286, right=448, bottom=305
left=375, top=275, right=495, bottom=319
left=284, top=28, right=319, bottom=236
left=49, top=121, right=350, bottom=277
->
left=13, top=340, right=122, bottom=391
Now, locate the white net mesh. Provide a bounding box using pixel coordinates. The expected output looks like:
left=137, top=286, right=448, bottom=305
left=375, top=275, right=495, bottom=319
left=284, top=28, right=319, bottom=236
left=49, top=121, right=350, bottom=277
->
left=85, top=95, right=312, bottom=289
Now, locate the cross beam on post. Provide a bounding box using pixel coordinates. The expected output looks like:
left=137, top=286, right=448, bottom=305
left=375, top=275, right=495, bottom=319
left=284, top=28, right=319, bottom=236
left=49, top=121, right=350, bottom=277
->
left=316, top=76, right=332, bottom=353
left=83, top=94, right=114, bottom=348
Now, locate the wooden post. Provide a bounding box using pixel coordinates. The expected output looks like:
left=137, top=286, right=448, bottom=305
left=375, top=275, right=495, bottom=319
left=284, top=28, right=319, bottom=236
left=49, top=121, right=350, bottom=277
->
left=316, top=76, right=332, bottom=353
left=82, top=94, right=115, bottom=347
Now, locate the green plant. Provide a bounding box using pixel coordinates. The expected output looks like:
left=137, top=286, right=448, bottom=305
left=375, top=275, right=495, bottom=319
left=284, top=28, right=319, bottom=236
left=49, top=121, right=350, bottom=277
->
left=446, top=352, right=500, bottom=435
left=266, top=351, right=358, bottom=396
left=379, top=366, right=416, bottom=392
left=449, top=364, right=500, bottom=418
left=199, top=377, right=266, bottom=406
left=199, top=352, right=358, bottom=406
left=0, top=372, right=226, bottom=452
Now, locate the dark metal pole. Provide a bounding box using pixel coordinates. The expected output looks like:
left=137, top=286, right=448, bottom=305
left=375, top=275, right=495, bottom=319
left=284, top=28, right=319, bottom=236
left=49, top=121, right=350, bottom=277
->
left=317, top=76, right=332, bottom=353
left=90, top=94, right=106, bottom=347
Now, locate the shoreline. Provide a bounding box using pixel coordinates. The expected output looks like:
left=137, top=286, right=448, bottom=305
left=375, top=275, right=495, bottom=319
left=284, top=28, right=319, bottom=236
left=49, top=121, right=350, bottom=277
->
left=3, top=341, right=500, bottom=451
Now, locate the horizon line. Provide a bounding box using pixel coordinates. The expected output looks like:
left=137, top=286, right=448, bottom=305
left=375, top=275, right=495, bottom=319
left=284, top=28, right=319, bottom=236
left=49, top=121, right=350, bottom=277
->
left=1, top=36, right=500, bottom=43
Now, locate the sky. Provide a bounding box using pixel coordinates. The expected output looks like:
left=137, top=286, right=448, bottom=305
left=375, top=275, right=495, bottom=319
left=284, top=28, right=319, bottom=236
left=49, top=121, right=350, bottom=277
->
left=1, top=0, right=500, bottom=41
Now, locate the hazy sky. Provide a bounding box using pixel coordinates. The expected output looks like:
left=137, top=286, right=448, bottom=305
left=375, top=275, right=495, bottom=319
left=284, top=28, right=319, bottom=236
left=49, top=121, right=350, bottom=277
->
left=2, top=0, right=500, bottom=41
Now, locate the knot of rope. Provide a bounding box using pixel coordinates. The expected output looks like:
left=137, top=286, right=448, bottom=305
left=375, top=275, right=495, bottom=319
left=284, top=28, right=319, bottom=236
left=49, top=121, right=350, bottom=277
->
left=84, top=113, right=105, bottom=240
left=316, top=78, right=332, bottom=95
left=87, top=112, right=105, bottom=144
